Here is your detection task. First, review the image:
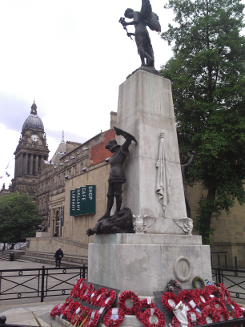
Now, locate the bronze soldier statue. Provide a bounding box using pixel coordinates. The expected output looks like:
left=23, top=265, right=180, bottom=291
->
left=86, top=127, right=137, bottom=236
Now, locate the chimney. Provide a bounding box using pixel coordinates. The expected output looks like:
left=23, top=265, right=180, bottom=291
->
left=110, top=111, right=117, bottom=129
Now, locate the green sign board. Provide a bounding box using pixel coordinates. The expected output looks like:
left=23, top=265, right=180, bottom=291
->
left=70, top=185, right=96, bottom=216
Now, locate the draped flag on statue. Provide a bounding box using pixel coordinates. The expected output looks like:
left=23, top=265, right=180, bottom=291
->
left=156, top=133, right=171, bottom=218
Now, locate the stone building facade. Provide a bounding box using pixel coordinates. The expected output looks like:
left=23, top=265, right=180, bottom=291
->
left=28, top=111, right=117, bottom=256
left=188, top=183, right=245, bottom=269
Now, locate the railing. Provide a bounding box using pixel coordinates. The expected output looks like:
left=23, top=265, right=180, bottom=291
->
left=211, top=252, right=228, bottom=268
left=0, top=265, right=88, bottom=302
left=212, top=266, right=245, bottom=301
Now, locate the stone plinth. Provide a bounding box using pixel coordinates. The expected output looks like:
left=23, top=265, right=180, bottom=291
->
left=116, top=70, right=186, bottom=234
left=35, top=232, right=49, bottom=238
left=88, top=234, right=211, bottom=296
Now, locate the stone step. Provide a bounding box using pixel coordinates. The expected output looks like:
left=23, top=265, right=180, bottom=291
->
left=19, top=254, right=84, bottom=267
left=25, top=251, right=88, bottom=264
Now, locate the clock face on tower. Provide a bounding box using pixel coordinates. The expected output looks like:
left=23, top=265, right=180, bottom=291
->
left=31, top=134, right=39, bottom=142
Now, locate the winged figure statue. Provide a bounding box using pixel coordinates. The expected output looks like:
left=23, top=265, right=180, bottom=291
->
left=119, top=0, right=161, bottom=68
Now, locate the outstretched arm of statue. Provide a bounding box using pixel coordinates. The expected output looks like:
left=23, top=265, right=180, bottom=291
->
left=182, top=150, right=195, bottom=169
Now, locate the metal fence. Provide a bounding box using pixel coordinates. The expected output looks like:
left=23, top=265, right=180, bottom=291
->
left=0, top=265, right=87, bottom=302
left=212, top=266, right=245, bottom=301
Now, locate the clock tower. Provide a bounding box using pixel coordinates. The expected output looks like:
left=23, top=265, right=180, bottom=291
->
left=11, top=101, right=49, bottom=197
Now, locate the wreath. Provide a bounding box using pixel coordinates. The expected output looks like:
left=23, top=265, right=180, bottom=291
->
left=85, top=310, right=100, bottom=327
left=162, top=292, right=178, bottom=313
left=187, top=309, right=203, bottom=326
left=205, top=285, right=223, bottom=299
left=82, top=284, right=95, bottom=303
left=66, top=301, right=81, bottom=321
left=60, top=299, right=75, bottom=319
left=141, top=308, right=166, bottom=327
left=192, top=276, right=205, bottom=289
left=70, top=278, right=86, bottom=298
left=217, top=308, right=229, bottom=322
left=71, top=306, right=92, bottom=326
left=90, top=287, right=107, bottom=307
left=135, top=299, right=156, bottom=322
left=217, top=283, right=231, bottom=301
left=171, top=316, right=181, bottom=327
left=233, top=306, right=244, bottom=319
left=205, top=297, right=226, bottom=311
left=102, top=289, right=117, bottom=310
left=78, top=282, right=90, bottom=301
left=194, top=288, right=210, bottom=309
left=103, top=308, right=125, bottom=327
left=177, top=290, right=197, bottom=309
left=50, top=303, right=63, bottom=317
left=118, top=290, right=140, bottom=315
left=199, top=305, right=222, bottom=325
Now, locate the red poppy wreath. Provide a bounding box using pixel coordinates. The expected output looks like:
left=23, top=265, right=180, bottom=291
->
left=135, top=299, right=156, bottom=322
left=199, top=305, right=222, bottom=325
left=177, top=290, right=197, bottom=309
left=118, top=290, right=140, bottom=315
left=70, top=278, right=86, bottom=298
left=162, top=292, right=178, bottom=313
left=90, top=287, right=107, bottom=306
left=141, top=308, right=166, bottom=327
left=50, top=303, right=64, bottom=317
left=102, top=289, right=117, bottom=310
left=103, top=308, right=125, bottom=327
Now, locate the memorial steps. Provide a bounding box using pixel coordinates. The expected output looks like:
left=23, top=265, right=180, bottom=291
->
left=10, top=250, right=88, bottom=267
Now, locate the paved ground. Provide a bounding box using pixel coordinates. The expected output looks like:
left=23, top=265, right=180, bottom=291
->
left=0, top=259, right=80, bottom=326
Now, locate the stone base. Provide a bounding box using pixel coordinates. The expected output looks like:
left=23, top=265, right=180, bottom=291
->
left=88, top=234, right=211, bottom=296
left=35, top=232, right=49, bottom=237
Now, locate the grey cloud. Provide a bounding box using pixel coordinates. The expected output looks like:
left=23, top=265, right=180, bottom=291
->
left=0, top=94, right=34, bottom=133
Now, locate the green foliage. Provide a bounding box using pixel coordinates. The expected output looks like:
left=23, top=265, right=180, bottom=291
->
left=0, top=191, right=43, bottom=244
left=161, top=0, right=245, bottom=243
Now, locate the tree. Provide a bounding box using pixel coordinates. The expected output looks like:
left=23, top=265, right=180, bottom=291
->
left=161, top=0, right=245, bottom=243
left=0, top=191, right=43, bottom=245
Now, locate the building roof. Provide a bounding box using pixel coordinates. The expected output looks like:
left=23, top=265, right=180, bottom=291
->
left=51, top=132, right=66, bottom=166
left=22, top=102, right=44, bottom=132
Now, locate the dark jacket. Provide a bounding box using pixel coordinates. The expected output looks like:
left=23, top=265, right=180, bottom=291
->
left=54, top=249, right=63, bottom=259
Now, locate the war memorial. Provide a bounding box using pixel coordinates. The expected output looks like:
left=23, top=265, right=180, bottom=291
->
left=5, top=0, right=245, bottom=326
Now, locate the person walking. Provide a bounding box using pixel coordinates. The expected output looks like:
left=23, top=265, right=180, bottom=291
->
left=54, top=247, right=63, bottom=268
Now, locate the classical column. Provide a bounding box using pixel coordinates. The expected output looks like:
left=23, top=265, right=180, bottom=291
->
left=25, top=153, right=28, bottom=174
left=35, top=155, right=39, bottom=175
left=19, top=153, right=23, bottom=175
left=52, top=218, right=56, bottom=236
left=30, top=154, right=33, bottom=175
left=59, top=218, right=62, bottom=237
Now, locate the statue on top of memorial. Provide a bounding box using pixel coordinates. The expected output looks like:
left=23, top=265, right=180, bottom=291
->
left=119, top=0, right=161, bottom=77
left=86, top=127, right=137, bottom=236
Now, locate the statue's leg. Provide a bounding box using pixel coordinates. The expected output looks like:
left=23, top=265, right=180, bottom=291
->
left=138, top=47, right=146, bottom=66
left=114, top=183, right=123, bottom=216
left=100, top=183, right=114, bottom=218
left=145, top=42, right=154, bottom=67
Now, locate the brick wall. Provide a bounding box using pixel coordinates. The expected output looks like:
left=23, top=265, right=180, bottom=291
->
left=90, top=129, right=116, bottom=166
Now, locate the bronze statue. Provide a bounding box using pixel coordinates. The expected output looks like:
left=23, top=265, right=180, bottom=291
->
left=86, top=127, right=137, bottom=236
left=119, top=0, right=161, bottom=68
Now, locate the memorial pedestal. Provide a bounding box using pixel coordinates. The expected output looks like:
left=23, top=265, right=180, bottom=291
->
left=88, top=71, right=212, bottom=326
left=88, top=234, right=212, bottom=296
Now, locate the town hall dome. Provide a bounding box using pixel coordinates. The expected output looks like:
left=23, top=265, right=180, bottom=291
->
left=22, top=102, right=44, bottom=132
